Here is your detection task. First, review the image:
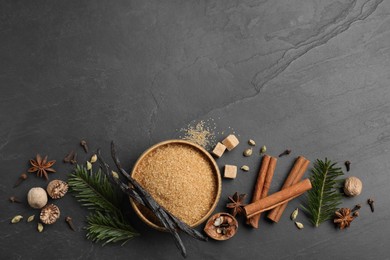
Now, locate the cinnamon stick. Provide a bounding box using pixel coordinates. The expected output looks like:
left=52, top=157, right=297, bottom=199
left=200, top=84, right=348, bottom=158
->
left=244, top=178, right=312, bottom=218
left=267, top=156, right=310, bottom=222
left=247, top=156, right=276, bottom=228
left=246, top=155, right=270, bottom=227
left=262, top=158, right=276, bottom=198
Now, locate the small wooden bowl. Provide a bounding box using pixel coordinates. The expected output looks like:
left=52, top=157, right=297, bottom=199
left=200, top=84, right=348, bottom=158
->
left=130, top=140, right=222, bottom=231
left=204, top=212, right=238, bottom=240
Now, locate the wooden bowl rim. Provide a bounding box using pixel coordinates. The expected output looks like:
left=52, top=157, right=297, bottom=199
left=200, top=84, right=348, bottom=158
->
left=130, top=139, right=222, bottom=231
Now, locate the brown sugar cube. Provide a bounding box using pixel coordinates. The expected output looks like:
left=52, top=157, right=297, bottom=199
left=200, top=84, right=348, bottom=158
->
left=222, top=134, right=239, bottom=151
left=212, top=142, right=226, bottom=158
left=224, top=165, right=237, bottom=179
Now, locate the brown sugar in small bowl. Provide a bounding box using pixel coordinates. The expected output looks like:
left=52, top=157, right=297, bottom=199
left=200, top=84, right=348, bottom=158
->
left=130, top=140, right=222, bottom=231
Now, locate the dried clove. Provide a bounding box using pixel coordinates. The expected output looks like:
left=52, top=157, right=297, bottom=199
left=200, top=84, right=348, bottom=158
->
left=345, top=161, right=351, bottom=172
left=13, top=173, right=28, bottom=188
left=367, top=198, right=374, bottom=212
left=80, top=140, right=88, bottom=153
left=352, top=204, right=361, bottom=212
left=353, top=211, right=359, bottom=217
left=9, top=196, right=22, bottom=203
left=70, top=152, right=77, bottom=165
left=63, top=151, right=75, bottom=163
left=65, top=216, right=76, bottom=231
left=278, top=149, right=291, bottom=157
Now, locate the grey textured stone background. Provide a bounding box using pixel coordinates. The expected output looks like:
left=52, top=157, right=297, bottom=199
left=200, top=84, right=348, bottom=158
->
left=1, top=0, right=390, bottom=259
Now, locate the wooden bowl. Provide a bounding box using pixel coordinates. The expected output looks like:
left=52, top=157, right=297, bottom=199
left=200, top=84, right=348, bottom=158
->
left=130, top=140, right=222, bottom=231
left=203, top=212, right=238, bottom=240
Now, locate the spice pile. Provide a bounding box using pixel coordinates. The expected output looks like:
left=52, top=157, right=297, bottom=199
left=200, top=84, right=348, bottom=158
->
left=7, top=127, right=375, bottom=258
left=9, top=154, right=74, bottom=232
left=200, top=134, right=374, bottom=242
left=8, top=140, right=137, bottom=242
left=202, top=134, right=312, bottom=236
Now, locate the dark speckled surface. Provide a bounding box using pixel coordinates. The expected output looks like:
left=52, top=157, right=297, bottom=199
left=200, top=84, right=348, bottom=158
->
left=1, top=0, right=390, bottom=259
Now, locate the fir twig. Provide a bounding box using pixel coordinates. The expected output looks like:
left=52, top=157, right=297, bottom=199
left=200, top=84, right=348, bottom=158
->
left=86, top=212, right=138, bottom=246
left=68, top=165, right=138, bottom=245
left=302, top=158, right=344, bottom=227
left=68, top=165, right=121, bottom=215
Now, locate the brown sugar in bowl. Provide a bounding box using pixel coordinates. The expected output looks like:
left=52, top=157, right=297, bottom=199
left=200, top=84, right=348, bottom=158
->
left=130, top=140, right=222, bottom=231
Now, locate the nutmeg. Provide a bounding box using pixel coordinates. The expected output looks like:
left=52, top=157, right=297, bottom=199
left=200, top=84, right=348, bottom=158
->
left=27, top=187, right=48, bottom=209
left=46, top=179, right=68, bottom=199
left=40, top=204, right=60, bottom=224
left=344, top=176, right=363, bottom=197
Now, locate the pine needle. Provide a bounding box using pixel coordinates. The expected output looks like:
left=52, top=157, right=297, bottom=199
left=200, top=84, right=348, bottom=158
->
left=301, top=158, right=344, bottom=227
left=68, top=165, right=139, bottom=244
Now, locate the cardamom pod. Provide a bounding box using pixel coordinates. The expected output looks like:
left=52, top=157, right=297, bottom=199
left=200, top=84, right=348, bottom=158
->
left=291, top=208, right=299, bottom=220
left=90, top=154, right=97, bottom=163
left=37, top=223, right=44, bottom=232
left=241, top=165, right=250, bottom=172
left=260, top=145, right=267, bottom=154
left=295, top=221, right=304, bottom=229
left=11, top=215, right=23, bottom=223
left=111, top=171, right=119, bottom=179
left=27, top=215, right=35, bottom=223
left=243, top=148, right=253, bottom=157
left=248, top=139, right=256, bottom=146
left=86, top=161, right=92, bottom=170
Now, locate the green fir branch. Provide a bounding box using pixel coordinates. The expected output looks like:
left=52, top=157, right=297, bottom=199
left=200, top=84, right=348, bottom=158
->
left=68, top=165, right=121, bottom=215
left=68, top=165, right=138, bottom=244
left=302, top=158, right=344, bottom=227
left=87, top=211, right=139, bottom=246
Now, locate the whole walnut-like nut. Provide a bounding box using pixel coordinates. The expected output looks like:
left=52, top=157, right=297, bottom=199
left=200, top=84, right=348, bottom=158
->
left=47, top=179, right=68, bottom=199
left=40, top=204, right=60, bottom=224
left=344, top=176, right=363, bottom=197
left=27, top=187, right=48, bottom=209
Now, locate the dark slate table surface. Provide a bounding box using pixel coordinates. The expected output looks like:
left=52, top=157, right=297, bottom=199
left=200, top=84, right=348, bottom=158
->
left=1, top=0, right=389, bottom=259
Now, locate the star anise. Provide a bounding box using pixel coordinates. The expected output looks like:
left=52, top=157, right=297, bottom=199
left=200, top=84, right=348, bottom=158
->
left=28, top=154, right=56, bottom=180
left=334, top=208, right=354, bottom=229
left=226, top=192, right=247, bottom=217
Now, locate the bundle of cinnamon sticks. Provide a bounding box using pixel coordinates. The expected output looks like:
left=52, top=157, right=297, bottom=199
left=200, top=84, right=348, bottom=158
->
left=245, top=155, right=311, bottom=227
